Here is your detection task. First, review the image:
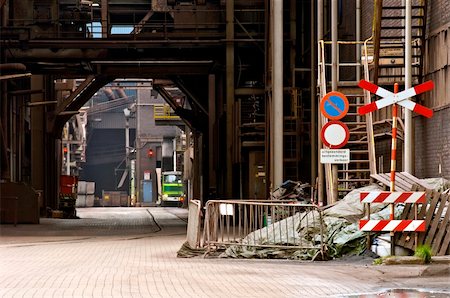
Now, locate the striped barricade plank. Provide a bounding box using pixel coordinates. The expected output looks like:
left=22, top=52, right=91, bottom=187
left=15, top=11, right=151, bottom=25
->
left=360, top=191, right=426, bottom=204
left=359, top=220, right=426, bottom=232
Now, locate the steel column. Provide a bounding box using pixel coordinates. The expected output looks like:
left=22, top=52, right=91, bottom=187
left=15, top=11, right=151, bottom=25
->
left=272, top=0, right=283, bottom=186
left=208, top=74, right=216, bottom=191
left=404, top=0, right=413, bottom=173
left=311, top=0, right=317, bottom=190
left=31, top=75, right=46, bottom=203
left=225, top=0, right=234, bottom=197
left=317, top=0, right=324, bottom=205
left=331, top=0, right=338, bottom=203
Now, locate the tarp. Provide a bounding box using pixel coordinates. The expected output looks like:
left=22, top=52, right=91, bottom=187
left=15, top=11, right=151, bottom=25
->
left=220, top=184, right=407, bottom=260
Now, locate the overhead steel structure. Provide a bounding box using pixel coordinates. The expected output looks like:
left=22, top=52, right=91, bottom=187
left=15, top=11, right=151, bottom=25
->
left=1, top=0, right=315, bottom=215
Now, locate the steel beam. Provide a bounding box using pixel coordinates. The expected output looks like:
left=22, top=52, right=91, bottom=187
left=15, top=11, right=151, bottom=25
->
left=208, top=74, right=216, bottom=191
left=226, top=0, right=234, bottom=197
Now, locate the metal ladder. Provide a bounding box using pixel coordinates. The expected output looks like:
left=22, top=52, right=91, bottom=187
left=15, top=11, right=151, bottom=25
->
left=318, top=40, right=377, bottom=201
left=373, top=0, right=428, bottom=85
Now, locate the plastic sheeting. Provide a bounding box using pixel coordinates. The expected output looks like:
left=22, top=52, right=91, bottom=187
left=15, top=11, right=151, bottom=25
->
left=221, top=184, right=407, bottom=260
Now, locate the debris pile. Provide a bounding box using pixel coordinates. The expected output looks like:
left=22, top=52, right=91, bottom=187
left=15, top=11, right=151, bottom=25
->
left=220, top=184, right=407, bottom=260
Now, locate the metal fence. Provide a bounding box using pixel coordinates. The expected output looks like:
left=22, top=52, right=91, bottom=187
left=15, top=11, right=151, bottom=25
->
left=203, top=200, right=325, bottom=256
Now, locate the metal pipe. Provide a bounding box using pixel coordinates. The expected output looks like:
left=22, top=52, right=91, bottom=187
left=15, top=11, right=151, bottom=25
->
left=356, top=0, right=361, bottom=81
left=331, top=0, right=338, bottom=91
left=311, top=0, right=317, bottom=191
left=404, top=0, right=413, bottom=173
left=272, top=0, right=283, bottom=186
left=65, top=123, right=70, bottom=175
left=0, top=63, right=26, bottom=72
left=331, top=0, right=338, bottom=203
left=317, top=0, right=324, bottom=205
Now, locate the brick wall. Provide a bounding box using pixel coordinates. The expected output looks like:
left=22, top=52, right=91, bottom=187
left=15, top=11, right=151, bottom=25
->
left=415, top=107, right=450, bottom=178
left=428, top=0, right=450, bottom=33
left=416, top=1, right=450, bottom=179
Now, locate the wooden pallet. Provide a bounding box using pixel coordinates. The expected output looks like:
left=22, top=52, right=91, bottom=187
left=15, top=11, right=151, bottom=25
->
left=395, top=184, right=450, bottom=256
left=370, top=171, right=433, bottom=191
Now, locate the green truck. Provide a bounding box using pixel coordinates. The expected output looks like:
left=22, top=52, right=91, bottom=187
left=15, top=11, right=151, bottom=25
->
left=161, top=171, right=185, bottom=206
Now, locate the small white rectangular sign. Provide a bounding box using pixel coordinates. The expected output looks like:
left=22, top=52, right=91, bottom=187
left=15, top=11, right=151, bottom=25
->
left=320, top=149, right=350, bottom=164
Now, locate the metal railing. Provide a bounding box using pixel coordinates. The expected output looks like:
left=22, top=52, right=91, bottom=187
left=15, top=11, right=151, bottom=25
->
left=154, top=104, right=181, bottom=120
left=3, top=8, right=265, bottom=41
left=203, top=200, right=325, bottom=257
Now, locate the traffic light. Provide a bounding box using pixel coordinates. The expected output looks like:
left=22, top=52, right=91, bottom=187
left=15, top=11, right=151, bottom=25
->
left=147, top=148, right=154, bottom=158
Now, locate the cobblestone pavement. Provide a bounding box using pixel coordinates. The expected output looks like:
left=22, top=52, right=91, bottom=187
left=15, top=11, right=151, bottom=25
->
left=0, top=207, right=449, bottom=297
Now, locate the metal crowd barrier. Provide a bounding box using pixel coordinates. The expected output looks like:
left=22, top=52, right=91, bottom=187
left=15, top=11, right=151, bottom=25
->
left=203, top=200, right=325, bottom=256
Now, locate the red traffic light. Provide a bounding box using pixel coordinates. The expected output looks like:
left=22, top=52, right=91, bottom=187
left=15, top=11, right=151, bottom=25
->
left=147, top=149, right=154, bottom=158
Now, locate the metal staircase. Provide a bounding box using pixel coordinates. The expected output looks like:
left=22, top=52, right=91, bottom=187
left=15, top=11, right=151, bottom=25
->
left=318, top=40, right=377, bottom=202
left=373, top=0, right=428, bottom=85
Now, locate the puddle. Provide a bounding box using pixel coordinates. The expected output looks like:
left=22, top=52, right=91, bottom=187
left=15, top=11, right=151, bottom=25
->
left=344, top=289, right=450, bottom=297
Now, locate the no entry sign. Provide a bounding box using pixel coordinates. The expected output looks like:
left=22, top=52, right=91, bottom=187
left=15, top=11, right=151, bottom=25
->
left=320, top=120, right=350, bottom=149
left=320, top=91, right=349, bottom=120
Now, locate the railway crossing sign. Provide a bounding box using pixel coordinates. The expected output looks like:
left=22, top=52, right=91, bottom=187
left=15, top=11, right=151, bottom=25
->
left=320, top=91, right=349, bottom=120
left=358, top=80, right=434, bottom=118
left=320, top=121, right=350, bottom=149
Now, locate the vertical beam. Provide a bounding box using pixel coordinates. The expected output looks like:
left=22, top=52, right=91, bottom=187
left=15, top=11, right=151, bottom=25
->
left=101, top=0, right=108, bottom=38
left=404, top=0, right=413, bottom=173
left=331, top=0, right=339, bottom=203
left=311, top=0, right=317, bottom=193
left=208, top=74, right=216, bottom=190
left=356, top=0, right=361, bottom=81
left=272, top=0, right=283, bottom=186
left=317, top=0, right=324, bottom=205
left=226, top=0, right=234, bottom=197
left=136, top=88, right=142, bottom=206
left=31, top=75, right=45, bottom=201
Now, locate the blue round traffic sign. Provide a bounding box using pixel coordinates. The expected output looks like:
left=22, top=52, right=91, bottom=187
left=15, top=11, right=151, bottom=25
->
left=320, top=91, right=349, bottom=120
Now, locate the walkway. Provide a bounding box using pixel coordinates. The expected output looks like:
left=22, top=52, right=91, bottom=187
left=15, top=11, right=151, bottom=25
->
left=0, top=207, right=448, bottom=297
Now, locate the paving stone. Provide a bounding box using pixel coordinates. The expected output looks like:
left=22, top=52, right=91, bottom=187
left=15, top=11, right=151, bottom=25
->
left=0, top=207, right=449, bottom=297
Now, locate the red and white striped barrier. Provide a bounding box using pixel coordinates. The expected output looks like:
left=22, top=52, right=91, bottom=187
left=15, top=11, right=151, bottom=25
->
left=359, top=220, right=425, bottom=232
left=360, top=191, right=426, bottom=204
left=358, top=80, right=434, bottom=118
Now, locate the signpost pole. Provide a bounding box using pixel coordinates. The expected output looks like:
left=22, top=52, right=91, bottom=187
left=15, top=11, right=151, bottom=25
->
left=390, top=83, right=399, bottom=256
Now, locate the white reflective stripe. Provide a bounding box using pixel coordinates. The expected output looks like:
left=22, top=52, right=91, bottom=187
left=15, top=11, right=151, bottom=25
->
left=361, top=192, right=383, bottom=203
left=361, top=220, right=380, bottom=231
left=405, top=192, right=425, bottom=203
left=374, top=96, right=396, bottom=109
left=383, top=221, right=400, bottom=231
left=375, top=86, right=393, bottom=98
left=384, top=194, right=400, bottom=203
left=406, top=220, right=424, bottom=231
left=396, top=87, right=417, bottom=101
left=397, top=99, right=416, bottom=111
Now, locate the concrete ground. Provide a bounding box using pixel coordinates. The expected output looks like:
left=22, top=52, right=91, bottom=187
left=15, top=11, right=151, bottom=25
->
left=0, top=207, right=449, bottom=298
